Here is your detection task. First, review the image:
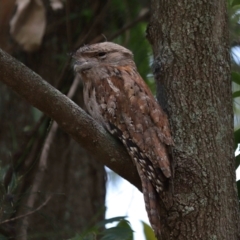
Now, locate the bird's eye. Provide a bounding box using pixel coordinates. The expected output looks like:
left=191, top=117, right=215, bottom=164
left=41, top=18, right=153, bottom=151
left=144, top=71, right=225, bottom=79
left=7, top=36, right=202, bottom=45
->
left=97, top=52, right=107, bottom=58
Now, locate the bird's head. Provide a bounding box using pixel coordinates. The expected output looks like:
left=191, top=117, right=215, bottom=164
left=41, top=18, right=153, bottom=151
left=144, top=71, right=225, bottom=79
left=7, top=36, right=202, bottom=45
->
left=73, top=42, right=135, bottom=75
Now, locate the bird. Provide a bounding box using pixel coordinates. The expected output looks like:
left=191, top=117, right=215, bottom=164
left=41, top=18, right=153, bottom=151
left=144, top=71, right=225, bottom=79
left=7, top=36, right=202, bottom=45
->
left=73, top=42, right=173, bottom=236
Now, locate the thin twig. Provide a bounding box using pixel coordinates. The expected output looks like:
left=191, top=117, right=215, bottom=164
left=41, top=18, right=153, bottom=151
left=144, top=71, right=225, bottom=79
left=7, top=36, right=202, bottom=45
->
left=0, top=195, right=52, bottom=225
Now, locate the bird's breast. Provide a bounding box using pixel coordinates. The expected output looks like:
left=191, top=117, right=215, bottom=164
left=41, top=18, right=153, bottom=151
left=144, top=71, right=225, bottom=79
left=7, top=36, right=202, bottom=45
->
left=83, top=82, right=107, bottom=128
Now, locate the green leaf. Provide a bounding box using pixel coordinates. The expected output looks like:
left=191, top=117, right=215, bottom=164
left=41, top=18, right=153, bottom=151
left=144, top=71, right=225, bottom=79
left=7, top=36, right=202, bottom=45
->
left=231, top=0, right=240, bottom=7
left=232, top=72, right=240, bottom=85
left=236, top=180, right=240, bottom=201
left=141, top=221, right=157, bottom=240
left=234, top=128, right=240, bottom=148
left=101, top=220, right=133, bottom=240
left=236, top=154, right=240, bottom=169
left=235, top=128, right=240, bottom=168
left=233, top=91, right=240, bottom=98
left=117, top=219, right=132, bottom=229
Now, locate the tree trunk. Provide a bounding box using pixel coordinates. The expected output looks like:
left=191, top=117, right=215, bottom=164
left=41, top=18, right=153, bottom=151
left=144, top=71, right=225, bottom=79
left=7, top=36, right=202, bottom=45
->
left=147, top=0, right=240, bottom=239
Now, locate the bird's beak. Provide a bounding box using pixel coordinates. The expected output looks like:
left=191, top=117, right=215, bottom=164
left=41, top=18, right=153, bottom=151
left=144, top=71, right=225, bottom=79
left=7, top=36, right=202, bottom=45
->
left=74, top=58, right=93, bottom=73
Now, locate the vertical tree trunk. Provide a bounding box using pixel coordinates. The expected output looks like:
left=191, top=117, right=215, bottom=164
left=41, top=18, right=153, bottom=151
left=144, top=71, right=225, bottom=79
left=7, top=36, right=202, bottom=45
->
left=147, top=0, right=240, bottom=239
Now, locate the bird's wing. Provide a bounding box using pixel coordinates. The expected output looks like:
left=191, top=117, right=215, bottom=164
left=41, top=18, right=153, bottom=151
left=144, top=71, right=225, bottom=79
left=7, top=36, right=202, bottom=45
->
left=95, top=65, right=173, bottom=179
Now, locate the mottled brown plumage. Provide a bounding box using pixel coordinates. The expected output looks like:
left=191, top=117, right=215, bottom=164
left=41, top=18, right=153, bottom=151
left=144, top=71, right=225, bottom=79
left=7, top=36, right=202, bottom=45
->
left=73, top=42, right=173, bottom=236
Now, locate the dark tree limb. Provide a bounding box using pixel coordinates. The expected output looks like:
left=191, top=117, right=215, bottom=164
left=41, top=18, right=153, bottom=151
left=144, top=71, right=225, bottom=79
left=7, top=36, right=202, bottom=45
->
left=0, top=48, right=141, bottom=191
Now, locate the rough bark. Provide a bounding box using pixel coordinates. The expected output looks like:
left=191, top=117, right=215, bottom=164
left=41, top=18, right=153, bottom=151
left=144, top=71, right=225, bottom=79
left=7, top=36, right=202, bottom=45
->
left=147, top=0, right=240, bottom=239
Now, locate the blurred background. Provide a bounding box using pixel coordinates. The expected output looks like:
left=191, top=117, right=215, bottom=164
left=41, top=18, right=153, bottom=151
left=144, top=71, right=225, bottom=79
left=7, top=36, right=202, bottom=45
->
left=1, top=0, right=240, bottom=239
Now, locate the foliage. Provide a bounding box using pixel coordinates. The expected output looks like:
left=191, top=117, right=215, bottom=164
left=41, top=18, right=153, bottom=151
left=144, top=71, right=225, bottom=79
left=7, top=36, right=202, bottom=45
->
left=69, top=217, right=133, bottom=240
left=100, top=220, right=133, bottom=240
left=141, top=221, right=157, bottom=240
left=68, top=217, right=157, bottom=240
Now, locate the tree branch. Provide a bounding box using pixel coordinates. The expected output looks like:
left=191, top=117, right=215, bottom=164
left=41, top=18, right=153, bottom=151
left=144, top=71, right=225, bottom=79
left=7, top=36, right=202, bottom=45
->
left=0, top=48, right=141, bottom=191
